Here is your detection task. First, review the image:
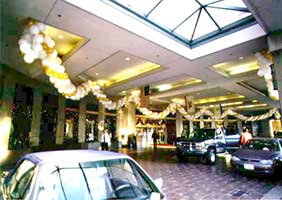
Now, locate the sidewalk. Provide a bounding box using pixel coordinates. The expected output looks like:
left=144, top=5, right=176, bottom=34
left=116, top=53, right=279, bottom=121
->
left=261, top=185, right=282, bottom=200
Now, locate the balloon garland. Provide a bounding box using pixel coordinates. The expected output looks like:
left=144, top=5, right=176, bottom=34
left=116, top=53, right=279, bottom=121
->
left=18, top=20, right=280, bottom=121
left=255, top=52, right=279, bottom=100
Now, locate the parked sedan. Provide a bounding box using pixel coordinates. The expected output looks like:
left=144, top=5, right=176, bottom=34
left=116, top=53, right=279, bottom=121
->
left=1, top=150, right=165, bottom=200
left=231, top=137, right=282, bottom=175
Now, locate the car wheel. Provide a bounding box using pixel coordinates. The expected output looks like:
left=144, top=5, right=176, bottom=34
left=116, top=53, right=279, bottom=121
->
left=206, top=149, right=216, bottom=165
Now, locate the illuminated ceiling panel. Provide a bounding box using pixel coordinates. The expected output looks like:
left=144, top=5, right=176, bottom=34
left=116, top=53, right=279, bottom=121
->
left=212, top=55, right=259, bottom=77
left=171, top=94, right=245, bottom=105
left=84, top=51, right=163, bottom=88
left=152, top=76, right=202, bottom=92
left=44, top=25, right=86, bottom=58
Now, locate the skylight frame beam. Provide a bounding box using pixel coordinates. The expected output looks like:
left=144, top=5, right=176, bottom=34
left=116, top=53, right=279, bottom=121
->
left=145, top=0, right=163, bottom=18
left=207, top=5, right=249, bottom=12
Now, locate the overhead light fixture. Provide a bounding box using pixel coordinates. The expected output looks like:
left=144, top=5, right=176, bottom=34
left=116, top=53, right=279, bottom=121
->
left=194, top=94, right=245, bottom=104
left=58, top=34, right=64, bottom=39
left=236, top=103, right=268, bottom=109
left=221, top=101, right=243, bottom=107
left=125, top=57, right=130, bottom=61
left=239, top=56, right=244, bottom=60
left=95, top=73, right=99, bottom=76
left=156, top=84, right=172, bottom=91
left=252, top=100, right=258, bottom=103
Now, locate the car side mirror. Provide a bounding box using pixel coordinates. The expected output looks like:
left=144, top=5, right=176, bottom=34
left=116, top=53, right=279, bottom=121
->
left=154, top=177, right=163, bottom=190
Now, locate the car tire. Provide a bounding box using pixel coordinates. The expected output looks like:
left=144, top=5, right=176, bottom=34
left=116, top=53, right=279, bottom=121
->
left=205, top=149, right=216, bottom=165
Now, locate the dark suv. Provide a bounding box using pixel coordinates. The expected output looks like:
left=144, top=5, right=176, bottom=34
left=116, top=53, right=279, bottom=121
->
left=176, top=128, right=240, bottom=164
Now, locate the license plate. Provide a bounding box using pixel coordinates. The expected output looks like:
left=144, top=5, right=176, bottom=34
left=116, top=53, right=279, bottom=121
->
left=244, top=164, right=254, bottom=170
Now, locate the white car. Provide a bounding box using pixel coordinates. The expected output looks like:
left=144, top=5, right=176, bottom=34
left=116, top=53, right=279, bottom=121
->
left=1, top=150, right=165, bottom=200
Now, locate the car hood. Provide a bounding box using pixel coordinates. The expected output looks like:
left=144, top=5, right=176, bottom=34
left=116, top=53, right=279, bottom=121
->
left=233, top=149, right=278, bottom=160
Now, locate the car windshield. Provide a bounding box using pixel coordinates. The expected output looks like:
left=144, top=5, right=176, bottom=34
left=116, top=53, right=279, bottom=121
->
left=188, top=129, right=215, bottom=142
left=243, top=139, right=279, bottom=152
left=37, top=158, right=162, bottom=200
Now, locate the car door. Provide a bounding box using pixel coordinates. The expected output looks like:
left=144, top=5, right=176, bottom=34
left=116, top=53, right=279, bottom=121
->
left=2, top=159, right=36, bottom=199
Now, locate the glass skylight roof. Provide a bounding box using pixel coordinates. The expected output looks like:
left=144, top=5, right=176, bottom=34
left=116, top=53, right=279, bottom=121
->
left=108, top=0, right=254, bottom=47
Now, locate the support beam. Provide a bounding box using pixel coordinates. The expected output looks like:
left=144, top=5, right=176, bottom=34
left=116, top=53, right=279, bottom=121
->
left=30, top=89, right=43, bottom=146
left=55, top=95, right=65, bottom=145
left=273, top=51, right=282, bottom=116
left=127, top=102, right=136, bottom=135
left=78, top=98, right=87, bottom=143
left=189, top=120, right=194, bottom=133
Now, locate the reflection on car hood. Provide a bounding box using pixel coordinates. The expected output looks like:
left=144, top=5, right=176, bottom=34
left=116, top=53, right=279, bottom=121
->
left=233, top=149, right=278, bottom=160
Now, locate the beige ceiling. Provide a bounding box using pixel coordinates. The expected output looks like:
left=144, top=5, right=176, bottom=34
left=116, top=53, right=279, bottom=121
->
left=2, top=0, right=280, bottom=111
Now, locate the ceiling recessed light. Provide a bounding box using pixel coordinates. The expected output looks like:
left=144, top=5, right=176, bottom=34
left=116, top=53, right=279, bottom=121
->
left=125, top=57, right=130, bottom=61
left=239, top=56, right=244, bottom=60
left=58, top=35, right=63, bottom=39
left=95, top=73, right=99, bottom=76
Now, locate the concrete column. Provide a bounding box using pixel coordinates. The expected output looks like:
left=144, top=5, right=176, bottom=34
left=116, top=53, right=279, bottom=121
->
left=127, top=102, right=136, bottom=135
left=211, top=117, right=216, bottom=129
left=116, top=109, right=122, bottom=138
left=224, top=116, right=229, bottom=128
left=200, top=115, right=204, bottom=129
left=0, top=75, right=15, bottom=163
left=78, top=98, right=87, bottom=143
left=237, top=120, right=243, bottom=133
left=55, top=95, right=65, bottom=144
left=268, top=35, right=282, bottom=116
left=189, top=120, right=194, bottom=133
left=98, top=102, right=105, bottom=138
left=176, top=111, right=183, bottom=137
left=30, top=88, right=43, bottom=146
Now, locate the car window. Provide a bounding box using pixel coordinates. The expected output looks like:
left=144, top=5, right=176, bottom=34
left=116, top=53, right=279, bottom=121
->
left=8, top=159, right=35, bottom=199
left=244, top=140, right=279, bottom=151
left=37, top=158, right=161, bottom=200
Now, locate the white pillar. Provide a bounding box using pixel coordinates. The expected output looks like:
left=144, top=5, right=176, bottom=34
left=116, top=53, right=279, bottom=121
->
left=78, top=98, right=87, bottom=143
left=211, top=117, right=216, bottom=129
left=237, top=120, right=243, bottom=133
left=30, top=88, right=43, bottom=146
left=56, top=95, right=65, bottom=144
left=224, top=116, right=229, bottom=128
left=200, top=115, right=204, bottom=129
left=127, top=102, right=136, bottom=135
left=98, top=102, right=105, bottom=139
left=189, top=120, right=194, bottom=133
left=176, top=111, right=183, bottom=137
left=0, top=75, right=16, bottom=163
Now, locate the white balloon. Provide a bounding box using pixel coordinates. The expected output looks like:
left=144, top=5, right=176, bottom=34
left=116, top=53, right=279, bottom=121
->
left=18, top=38, right=26, bottom=46
left=33, top=34, right=44, bottom=44
left=56, top=65, right=65, bottom=73
left=24, top=54, right=35, bottom=63
left=50, top=76, right=56, bottom=84
left=29, top=25, right=40, bottom=35
left=22, top=34, right=32, bottom=43
left=44, top=35, right=52, bottom=43
left=20, top=42, right=31, bottom=54
left=257, top=70, right=264, bottom=77
left=38, top=51, right=47, bottom=60
left=36, top=22, right=46, bottom=32
left=264, top=73, right=272, bottom=80
left=55, top=57, right=62, bottom=65
left=42, top=58, right=49, bottom=66
left=32, top=43, right=43, bottom=52
left=50, top=50, right=58, bottom=58
left=48, top=40, right=55, bottom=48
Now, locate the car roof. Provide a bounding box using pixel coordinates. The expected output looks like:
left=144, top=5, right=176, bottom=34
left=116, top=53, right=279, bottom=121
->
left=23, top=150, right=131, bottom=165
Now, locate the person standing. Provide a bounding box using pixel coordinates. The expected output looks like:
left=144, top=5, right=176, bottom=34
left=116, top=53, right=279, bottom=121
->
left=152, top=129, right=158, bottom=149
left=100, top=129, right=111, bottom=150
left=240, top=127, right=252, bottom=145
